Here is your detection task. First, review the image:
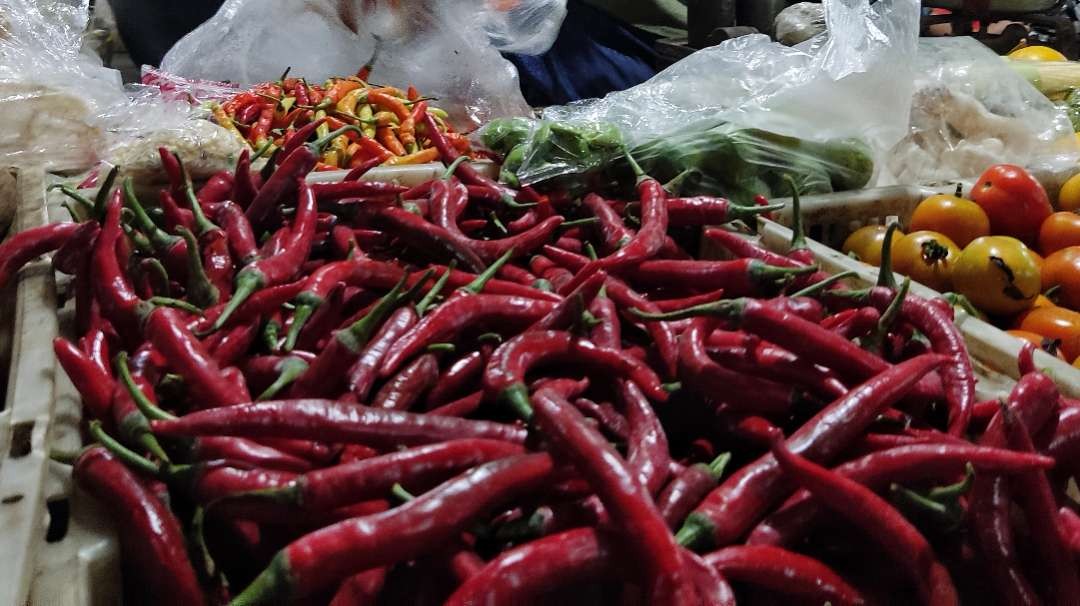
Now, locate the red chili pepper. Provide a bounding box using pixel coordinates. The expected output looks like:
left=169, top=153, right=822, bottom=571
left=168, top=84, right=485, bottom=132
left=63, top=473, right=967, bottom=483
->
left=421, top=112, right=518, bottom=203
left=679, top=318, right=803, bottom=415
left=0, top=221, right=81, bottom=291
left=1047, top=405, right=1080, bottom=470
left=660, top=196, right=781, bottom=227
left=373, top=205, right=486, bottom=272
left=73, top=444, right=207, bottom=605
left=381, top=295, right=555, bottom=377
left=768, top=430, right=960, bottom=605
left=705, top=545, right=865, bottom=606
left=582, top=193, right=633, bottom=253
left=676, top=354, right=945, bottom=550
left=429, top=391, right=485, bottom=417
left=54, top=337, right=113, bottom=421
left=229, top=453, right=557, bottom=603
left=529, top=270, right=607, bottom=332
left=111, top=355, right=170, bottom=462
left=587, top=295, right=621, bottom=350
left=344, top=155, right=384, bottom=180
left=329, top=569, right=387, bottom=606
left=245, top=124, right=354, bottom=227
left=372, top=353, right=439, bottom=411
left=189, top=462, right=297, bottom=505
left=825, top=306, right=882, bottom=340
left=158, top=147, right=183, bottom=196
left=155, top=189, right=194, bottom=233
left=249, top=103, right=275, bottom=145
left=445, top=528, right=625, bottom=605
left=531, top=387, right=699, bottom=604
left=231, top=148, right=259, bottom=209
left=214, top=176, right=319, bottom=331
left=343, top=306, right=415, bottom=401
left=658, top=453, right=730, bottom=529
left=190, top=436, right=312, bottom=472
left=707, top=335, right=848, bottom=400
left=619, top=379, right=672, bottom=496
left=151, top=399, right=527, bottom=446
left=748, top=443, right=1054, bottom=548
left=210, top=320, right=259, bottom=367
left=217, top=201, right=259, bottom=266
left=408, top=265, right=560, bottom=302
left=484, top=330, right=668, bottom=420
left=197, top=171, right=235, bottom=205
left=92, top=192, right=142, bottom=339
left=1060, top=507, right=1080, bottom=557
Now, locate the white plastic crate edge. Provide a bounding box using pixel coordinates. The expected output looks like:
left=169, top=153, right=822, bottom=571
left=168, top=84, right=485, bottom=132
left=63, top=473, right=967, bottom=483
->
left=757, top=216, right=1080, bottom=399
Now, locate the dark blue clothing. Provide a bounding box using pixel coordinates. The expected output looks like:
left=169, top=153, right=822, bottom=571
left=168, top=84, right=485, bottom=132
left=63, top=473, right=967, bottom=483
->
left=504, top=0, right=661, bottom=106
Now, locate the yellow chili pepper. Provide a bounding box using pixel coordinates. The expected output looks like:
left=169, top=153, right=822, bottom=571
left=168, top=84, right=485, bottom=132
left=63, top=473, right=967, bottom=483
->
left=370, top=111, right=399, bottom=127
left=336, top=88, right=365, bottom=116
left=315, top=109, right=330, bottom=139
left=322, top=150, right=339, bottom=167
left=382, top=147, right=439, bottom=166
left=358, top=104, right=376, bottom=138
left=211, top=103, right=245, bottom=142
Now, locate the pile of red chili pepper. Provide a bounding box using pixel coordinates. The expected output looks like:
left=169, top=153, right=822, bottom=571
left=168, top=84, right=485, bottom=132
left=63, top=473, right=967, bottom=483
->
left=3, top=109, right=1079, bottom=605
left=211, top=68, right=468, bottom=171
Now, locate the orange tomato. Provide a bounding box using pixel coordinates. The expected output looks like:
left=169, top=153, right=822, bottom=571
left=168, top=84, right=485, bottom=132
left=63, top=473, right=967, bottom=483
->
left=841, top=225, right=904, bottom=267
left=909, top=191, right=991, bottom=248
left=1038, top=212, right=1080, bottom=255
left=1019, top=305, right=1080, bottom=361
left=1012, top=294, right=1058, bottom=328
left=1042, top=246, right=1080, bottom=309
left=892, top=231, right=960, bottom=292
left=1006, top=329, right=1068, bottom=360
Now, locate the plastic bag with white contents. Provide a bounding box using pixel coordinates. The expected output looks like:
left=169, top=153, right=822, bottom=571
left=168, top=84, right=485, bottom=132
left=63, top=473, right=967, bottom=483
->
left=886, top=37, right=1079, bottom=188
left=161, top=0, right=559, bottom=129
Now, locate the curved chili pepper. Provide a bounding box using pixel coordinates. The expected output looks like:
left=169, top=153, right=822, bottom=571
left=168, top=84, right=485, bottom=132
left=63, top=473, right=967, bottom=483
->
left=426, top=348, right=485, bottom=406
left=210, top=320, right=259, bottom=367
left=347, top=306, right=417, bottom=402
left=380, top=295, right=555, bottom=378
left=150, top=399, right=527, bottom=446
left=445, top=527, right=625, bottom=606
left=287, top=274, right=412, bottom=398
left=373, top=205, right=485, bottom=272
left=582, top=193, right=633, bottom=253
left=93, top=192, right=142, bottom=339
left=372, top=353, right=439, bottom=411
left=245, top=124, right=355, bottom=227
left=748, top=443, right=1054, bottom=548
left=111, top=354, right=170, bottom=462
left=282, top=258, right=404, bottom=351
left=217, top=201, right=259, bottom=266
left=768, top=430, right=960, bottom=605
left=228, top=453, right=556, bottom=604
left=619, top=379, right=672, bottom=496
left=0, top=220, right=81, bottom=290
left=329, top=569, right=387, bottom=606
left=420, top=111, right=522, bottom=207
left=429, top=391, right=484, bottom=417
left=676, top=354, right=946, bottom=550
left=705, top=545, right=865, bottom=606
left=195, top=279, right=305, bottom=334
left=530, top=269, right=607, bottom=332
left=680, top=318, right=803, bottom=415
left=624, top=258, right=815, bottom=297
left=54, top=337, right=113, bottom=421
left=190, top=436, right=312, bottom=472
left=531, top=387, right=699, bottom=604
left=485, top=330, right=668, bottom=420
left=707, top=335, right=848, bottom=400
left=1047, top=405, right=1080, bottom=470
left=217, top=439, right=523, bottom=521
left=153, top=191, right=192, bottom=237
left=972, top=474, right=1038, bottom=605
left=658, top=453, right=730, bottom=530
left=73, top=444, right=207, bottom=606
left=213, top=176, right=318, bottom=331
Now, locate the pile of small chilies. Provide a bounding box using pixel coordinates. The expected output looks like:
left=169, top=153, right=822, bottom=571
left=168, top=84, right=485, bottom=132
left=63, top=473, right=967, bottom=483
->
left=211, top=72, right=469, bottom=171
left=2, top=108, right=1079, bottom=605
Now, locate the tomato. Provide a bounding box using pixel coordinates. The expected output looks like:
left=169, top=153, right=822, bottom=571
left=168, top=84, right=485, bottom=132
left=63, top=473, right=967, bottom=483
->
left=1019, top=305, right=1080, bottom=362
left=1012, top=294, right=1058, bottom=328
left=1042, top=246, right=1080, bottom=309
left=970, top=164, right=1053, bottom=246
left=1061, top=173, right=1080, bottom=213
left=953, top=236, right=1042, bottom=316
left=909, top=191, right=990, bottom=248
left=842, top=225, right=904, bottom=267
left=1009, top=45, right=1068, bottom=61
left=1038, top=212, right=1080, bottom=255
left=1006, top=329, right=1069, bottom=360
left=892, top=231, right=960, bottom=292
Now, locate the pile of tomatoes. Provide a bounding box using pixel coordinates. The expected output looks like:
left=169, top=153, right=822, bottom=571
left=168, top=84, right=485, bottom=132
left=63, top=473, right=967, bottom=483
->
left=843, top=163, right=1080, bottom=366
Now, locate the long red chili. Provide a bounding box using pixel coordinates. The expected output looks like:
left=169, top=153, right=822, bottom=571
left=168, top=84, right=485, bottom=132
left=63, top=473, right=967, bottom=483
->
left=227, top=453, right=557, bottom=604
left=346, top=306, right=417, bottom=401
left=484, top=330, right=668, bottom=419
left=425, top=348, right=486, bottom=406
left=244, top=122, right=346, bottom=226
left=620, top=379, right=672, bottom=496
left=150, top=399, right=527, bottom=446
left=217, top=201, right=259, bottom=266
left=704, top=545, right=865, bottom=606
left=73, top=445, right=206, bottom=606
left=768, top=432, right=959, bottom=605
left=626, top=259, right=815, bottom=296
left=658, top=453, right=731, bottom=529
left=213, top=176, right=318, bottom=331
left=371, top=353, right=439, bottom=411
left=676, top=354, right=946, bottom=550
left=531, top=387, right=699, bottom=604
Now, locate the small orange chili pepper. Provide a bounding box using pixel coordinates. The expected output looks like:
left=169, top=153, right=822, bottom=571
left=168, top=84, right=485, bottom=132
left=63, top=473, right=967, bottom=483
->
left=355, top=136, right=394, bottom=163
left=445, top=132, right=472, bottom=154
left=407, top=85, right=419, bottom=101
left=377, top=126, right=406, bottom=156
left=382, top=147, right=438, bottom=166
left=398, top=116, right=416, bottom=151
left=367, top=90, right=411, bottom=122
left=325, top=79, right=363, bottom=105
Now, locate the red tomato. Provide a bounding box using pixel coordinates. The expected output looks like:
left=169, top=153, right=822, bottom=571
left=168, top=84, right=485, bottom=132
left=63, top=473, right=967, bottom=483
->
left=970, top=164, right=1053, bottom=246
left=1038, top=211, right=1080, bottom=255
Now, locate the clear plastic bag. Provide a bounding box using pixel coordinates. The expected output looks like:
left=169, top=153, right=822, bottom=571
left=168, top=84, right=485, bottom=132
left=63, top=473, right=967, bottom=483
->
left=0, top=0, right=244, bottom=174
left=161, top=0, right=560, bottom=129
left=886, top=37, right=1079, bottom=186
left=541, top=0, right=920, bottom=158
left=775, top=3, right=826, bottom=47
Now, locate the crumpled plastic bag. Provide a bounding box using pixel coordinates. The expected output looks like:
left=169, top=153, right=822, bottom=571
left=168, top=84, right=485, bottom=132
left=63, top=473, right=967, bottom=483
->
left=541, top=0, right=920, bottom=176
left=775, top=3, right=826, bottom=46
left=0, top=0, right=244, bottom=175
left=161, top=0, right=561, bottom=129
left=887, top=37, right=1079, bottom=186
